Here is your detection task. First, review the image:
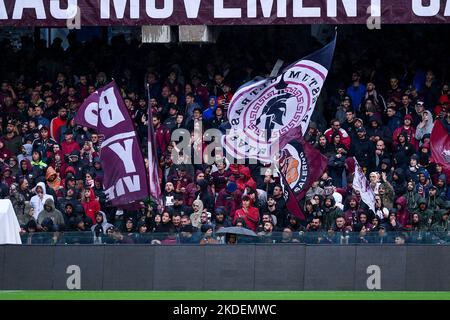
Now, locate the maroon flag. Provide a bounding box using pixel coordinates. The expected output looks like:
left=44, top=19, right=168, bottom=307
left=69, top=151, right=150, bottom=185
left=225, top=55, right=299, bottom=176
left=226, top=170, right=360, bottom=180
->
left=277, top=128, right=328, bottom=220
left=146, top=85, right=163, bottom=209
left=74, top=82, right=149, bottom=207
left=430, top=120, right=450, bottom=179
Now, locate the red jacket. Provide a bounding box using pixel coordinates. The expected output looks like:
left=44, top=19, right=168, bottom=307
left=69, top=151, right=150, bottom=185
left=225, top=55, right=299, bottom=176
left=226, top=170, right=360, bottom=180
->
left=61, top=140, right=81, bottom=157
left=392, top=125, right=418, bottom=149
left=324, top=128, right=351, bottom=150
left=155, top=124, right=171, bottom=155
left=233, top=206, right=260, bottom=232
left=50, top=116, right=67, bottom=143
left=82, top=188, right=100, bottom=222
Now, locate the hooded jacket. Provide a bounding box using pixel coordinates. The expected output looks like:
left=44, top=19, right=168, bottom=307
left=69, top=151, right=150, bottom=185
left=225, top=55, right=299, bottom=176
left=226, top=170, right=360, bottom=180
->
left=405, top=182, right=420, bottom=212
left=30, top=182, right=54, bottom=220
left=415, top=198, right=434, bottom=226
left=82, top=188, right=101, bottom=222
left=367, top=114, right=392, bottom=145
left=391, top=168, right=407, bottom=196
left=320, top=196, right=344, bottom=230
left=90, top=211, right=113, bottom=234
left=395, top=196, right=410, bottom=227
left=233, top=201, right=260, bottom=232
left=392, top=115, right=418, bottom=149
left=45, top=166, right=61, bottom=192
left=37, top=198, right=65, bottom=230
left=415, top=110, right=434, bottom=141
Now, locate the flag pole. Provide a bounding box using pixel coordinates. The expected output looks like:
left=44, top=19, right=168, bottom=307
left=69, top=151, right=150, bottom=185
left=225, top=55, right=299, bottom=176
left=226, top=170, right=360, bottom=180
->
left=146, top=82, right=163, bottom=213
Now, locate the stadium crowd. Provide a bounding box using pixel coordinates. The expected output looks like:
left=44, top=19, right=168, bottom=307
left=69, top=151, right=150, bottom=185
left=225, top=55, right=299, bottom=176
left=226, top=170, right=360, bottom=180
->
left=0, top=26, right=449, bottom=245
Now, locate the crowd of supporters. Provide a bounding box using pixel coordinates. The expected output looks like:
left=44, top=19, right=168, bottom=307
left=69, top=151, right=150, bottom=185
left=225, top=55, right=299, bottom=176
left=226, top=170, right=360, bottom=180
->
left=0, top=26, right=449, bottom=245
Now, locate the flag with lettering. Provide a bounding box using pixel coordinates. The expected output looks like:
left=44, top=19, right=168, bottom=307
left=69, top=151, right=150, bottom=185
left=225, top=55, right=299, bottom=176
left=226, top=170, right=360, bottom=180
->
left=223, top=36, right=336, bottom=162
left=74, top=82, right=149, bottom=207
left=277, top=128, right=328, bottom=221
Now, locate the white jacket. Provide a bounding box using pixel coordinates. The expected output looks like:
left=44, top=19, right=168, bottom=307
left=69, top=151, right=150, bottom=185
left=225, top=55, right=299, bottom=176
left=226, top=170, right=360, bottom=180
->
left=30, top=182, right=54, bottom=220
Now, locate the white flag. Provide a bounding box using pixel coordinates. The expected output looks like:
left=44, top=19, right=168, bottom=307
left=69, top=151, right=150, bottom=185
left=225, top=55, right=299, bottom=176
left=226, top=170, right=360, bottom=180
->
left=353, top=158, right=376, bottom=214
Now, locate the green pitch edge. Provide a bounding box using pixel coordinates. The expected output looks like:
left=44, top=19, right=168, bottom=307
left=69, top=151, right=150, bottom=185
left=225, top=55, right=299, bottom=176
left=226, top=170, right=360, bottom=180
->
left=1, top=291, right=450, bottom=300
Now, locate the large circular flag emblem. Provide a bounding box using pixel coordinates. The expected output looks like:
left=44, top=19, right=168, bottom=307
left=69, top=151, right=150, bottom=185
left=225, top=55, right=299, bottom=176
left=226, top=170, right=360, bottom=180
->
left=223, top=60, right=327, bottom=162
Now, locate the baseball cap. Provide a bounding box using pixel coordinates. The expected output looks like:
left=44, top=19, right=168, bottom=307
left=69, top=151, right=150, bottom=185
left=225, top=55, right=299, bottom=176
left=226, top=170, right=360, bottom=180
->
left=356, top=127, right=366, bottom=133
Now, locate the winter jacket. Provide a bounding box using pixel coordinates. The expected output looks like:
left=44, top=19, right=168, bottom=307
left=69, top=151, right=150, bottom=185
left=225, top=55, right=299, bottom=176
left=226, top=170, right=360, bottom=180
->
left=233, top=206, right=260, bottom=232
left=395, top=196, right=410, bottom=227
left=320, top=196, right=344, bottom=230
left=82, top=188, right=101, bottom=222
left=90, top=211, right=113, bottom=234
left=30, top=182, right=54, bottom=220
left=37, top=198, right=65, bottom=230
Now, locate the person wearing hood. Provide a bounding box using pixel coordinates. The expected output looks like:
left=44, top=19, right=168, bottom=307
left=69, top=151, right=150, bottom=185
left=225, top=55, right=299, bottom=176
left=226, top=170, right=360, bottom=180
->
left=426, top=186, right=446, bottom=212
left=304, top=121, right=320, bottom=148
left=91, top=211, right=113, bottom=236
left=367, top=114, right=392, bottom=146
left=16, top=159, right=33, bottom=184
left=391, top=167, right=407, bottom=197
left=392, top=114, right=418, bottom=150
left=190, top=199, right=204, bottom=229
left=395, top=196, right=410, bottom=227
left=415, top=110, right=434, bottom=141
left=414, top=198, right=434, bottom=227
left=81, top=187, right=100, bottom=222
left=91, top=157, right=103, bottom=179
left=344, top=196, right=363, bottom=228
left=430, top=210, right=449, bottom=232
left=1, top=165, right=14, bottom=188
left=45, top=166, right=62, bottom=193
left=320, top=195, right=344, bottom=231
left=379, top=172, right=395, bottom=209
left=435, top=174, right=448, bottom=200
left=30, top=181, right=54, bottom=220
left=393, top=132, right=416, bottom=170
left=37, top=198, right=65, bottom=231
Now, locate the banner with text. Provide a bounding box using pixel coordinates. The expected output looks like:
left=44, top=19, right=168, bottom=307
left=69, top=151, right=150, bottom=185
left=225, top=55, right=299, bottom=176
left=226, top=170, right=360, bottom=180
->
left=75, top=81, right=149, bottom=207
left=1, top=1, right=450, bottom=27
left=223, top=36, right=335, bottom=162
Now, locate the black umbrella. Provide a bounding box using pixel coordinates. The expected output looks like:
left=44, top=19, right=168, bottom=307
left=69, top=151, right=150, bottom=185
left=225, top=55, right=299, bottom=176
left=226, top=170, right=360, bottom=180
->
left=215, top=226, right=258, bottom=237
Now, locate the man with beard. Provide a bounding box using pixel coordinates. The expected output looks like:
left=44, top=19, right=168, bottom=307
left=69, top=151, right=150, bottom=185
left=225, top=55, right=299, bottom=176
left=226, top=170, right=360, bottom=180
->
left=50, top=106, right=68, bottom=143
left=37, top=198, right=65, bottom=231
left=350, top=127, right=374, bottom=173
left=320, top=196, right=344, bottom=231
left=3, top=120, right=22, bottom=155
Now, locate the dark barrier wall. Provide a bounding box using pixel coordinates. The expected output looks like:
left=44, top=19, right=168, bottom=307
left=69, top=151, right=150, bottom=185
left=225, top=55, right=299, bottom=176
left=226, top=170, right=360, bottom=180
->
left=1, top=244, right=450, bottom=291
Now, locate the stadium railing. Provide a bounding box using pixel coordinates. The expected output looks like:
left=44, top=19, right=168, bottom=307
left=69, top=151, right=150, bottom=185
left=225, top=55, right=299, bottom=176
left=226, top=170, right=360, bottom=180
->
left=18, top=230, right=450, bottom=245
